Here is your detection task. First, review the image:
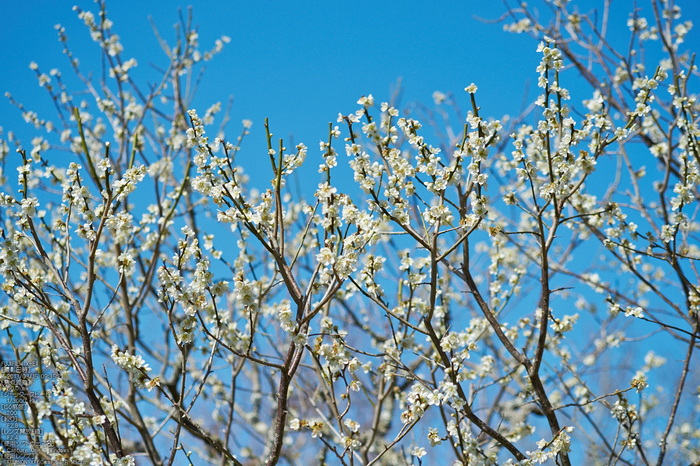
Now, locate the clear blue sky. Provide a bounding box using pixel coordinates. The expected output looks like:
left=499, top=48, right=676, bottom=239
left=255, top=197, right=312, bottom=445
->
left=0, top=1, right=548, bottom=158
left=3, top=1, right=696, bottom=168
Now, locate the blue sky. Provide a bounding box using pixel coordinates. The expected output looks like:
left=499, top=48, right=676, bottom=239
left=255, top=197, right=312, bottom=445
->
left=4, top=1, right=696, bottom=173
left=1, top=1, right=542, bottom=158
left=3, top=1, right=698, bottom=155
